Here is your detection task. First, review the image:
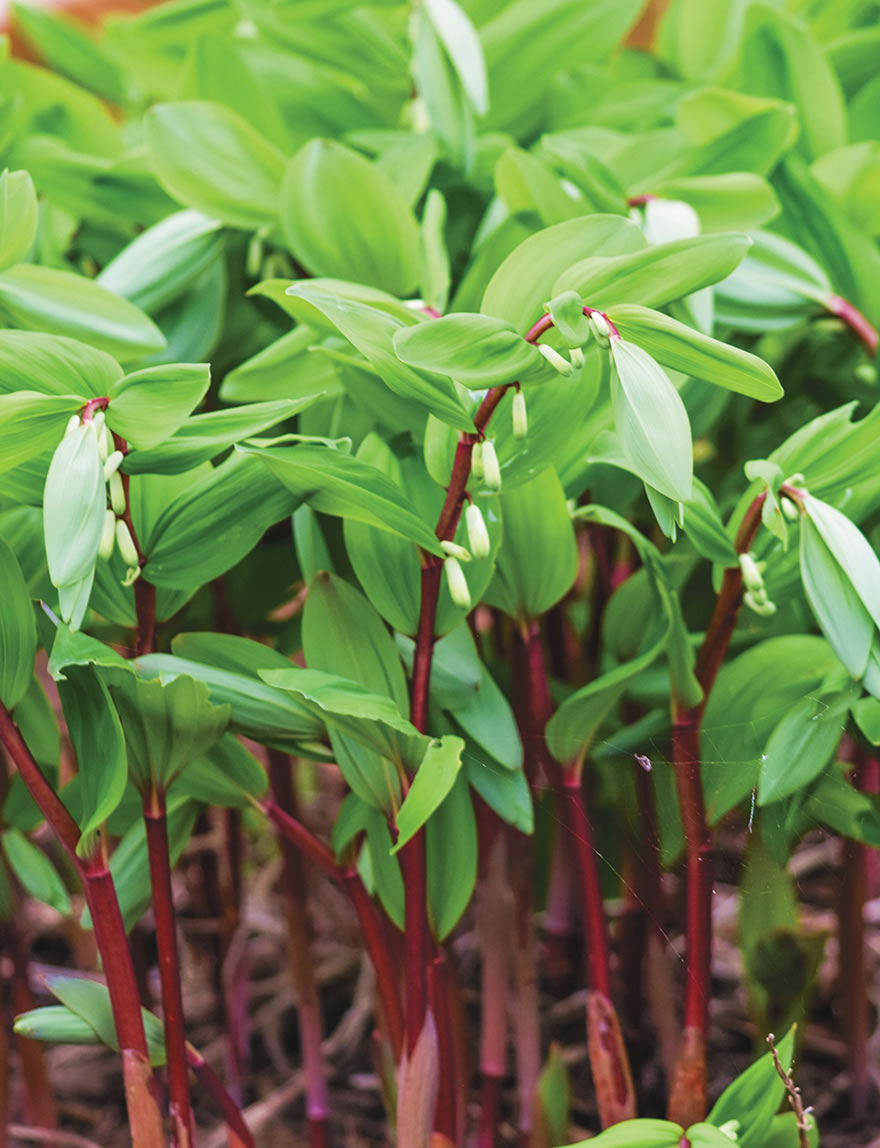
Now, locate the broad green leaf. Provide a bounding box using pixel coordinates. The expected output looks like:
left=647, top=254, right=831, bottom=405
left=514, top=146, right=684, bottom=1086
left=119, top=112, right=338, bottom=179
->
left=43, top=973, right=167, bottom=1065
left=758, top=689, right=857, bottom=806
left=545, top=292, right=591, bottom=348
left=0, top=266, right=165, bottom=363
left=0, top=331, right=121, bottom=400
left=0, top=392, right=85, bottom=477
left=426, top=771, right=477, bottom=939
left=302, top=572, right=409, bottom=810
left=484, top=467, right=577, bottom=619
left=108, top=675, right=230, bottom=791
left=123, top=398, right=322, bottom=475
left=852, top=696, right=880, bottom=746
left=760, top=1113, right=819, bottom=1148
left=281, top=139, right=421, bottom=296
left=283, top=285, right=473, bottom=431
left=799, top=514, right=873, bottom=679
left=651, top=173, right=779, bottom=233
left=812, top=142, right=880, bottom=237
left=219, top=326, right=343, bottom=405
left=393, top=313, right=543, bottom=388
left=13, top=1005, right=103, bottom=1049
left=146, top=101, right=286, bottom=229
left=610, top=338, right=693, bottom=504
left=466, top=755, right=533, bottom=834
left=553, top=234, right=750, bottom=312
left=1, top=829, right=70, bottom=915
left=144, top=453, right=301, bottom=589
left=606, top=304, right=783, bottom=402
left=420, top=188, right=450, bottom=313
left=58, top=666, right=128, bottom=858
left=425, top=0, right=487, bottom=115
left=137, top=650, right=326, bottom=756
left=10, top=2, right=126, bottom=104
left=803, top=495, right=880, bottom=631
left=171, top=734, right=268, bottom=806
left=686, top=1126, right=745, bottom=1148
left=563, top=1118, right=682, bottom=1147
left=0, top=169, right=38, bottom=271
left=682, top=479, right=738, bottom=566
left=238, top=440, right=444, bottom=555
left=494, top=146, right=582, bottom=226
left=536, top=1045, right=571, bottom=1148
left=412, top=3, right=475, bottom=173
left=393, top=735, right=465, bottom=851
left=481, top=214, right=645, bottom=334
left=672, top=90, right=797, bottom=178
left=707, top=1026, right=795, bottom=1148
left=98, top=209, right=225, bottom=314
left=48, top=624, right=133, bottom=684
left=0, top=538, right=37, bottom=709
left=106, top=364, right=210, bottom=450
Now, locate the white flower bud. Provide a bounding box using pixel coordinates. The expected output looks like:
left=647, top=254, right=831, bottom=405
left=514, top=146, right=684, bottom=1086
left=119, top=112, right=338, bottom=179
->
left=103, top=450, right=124, bottom=480
left=115, top=519, right=139, bottom=568
left=63, top=415, right=80, bottom=437
left=743, top=590, right=777, bottom=617
left=512, top=389, right=528, bottom=439
left=122, top=565, right=141, bottom=587
left=589, top=311, right=614, bottom=348
left=569, top=346, right=585, bottom=370
left=470, top=441, right=484, bottom=482
left=781, top=496, right=799, bottom=521
left=465, top=503, right=491, bottom=559
left=538, top=343, right=574, bottom=376
left=739, top=552, right=765, bottom=594
left=481, top=439, right=502, bottom=490
left=109, top=471, right=126, bottom=516
left=444, top=557, right=471, bottom=610
left=440, top=539, right=472, bottom=562
left=98, top=510, right=116, bottom=561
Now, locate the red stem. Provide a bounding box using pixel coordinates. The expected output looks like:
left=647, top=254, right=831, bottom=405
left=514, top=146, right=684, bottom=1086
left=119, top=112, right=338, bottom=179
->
left=826, top=295, right=879, bottom=357
left=144, top=787, right=195, bottom=1148
left=185, top=1045, right=256, bottom=1148
left=0, top=702, right=164, bottom=1145
left=4, top=915, right=57, bottom=1130
left=477, top=827, right=510, bottom=1148
left=266, top=751, right=329, bottom=1146
left=510, top=846, right=540, bottom=1145
left=261, top=796, right=405, bottom=1062
left=560, top=774, right=612, bottom=998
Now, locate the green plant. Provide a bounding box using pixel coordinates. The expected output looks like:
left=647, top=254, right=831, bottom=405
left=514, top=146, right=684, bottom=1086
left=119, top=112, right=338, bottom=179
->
left=2, top=0, right=880, bottom=1145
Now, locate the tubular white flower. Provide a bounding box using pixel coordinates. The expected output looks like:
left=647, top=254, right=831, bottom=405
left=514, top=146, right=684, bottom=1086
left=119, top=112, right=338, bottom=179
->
left=481, top=439, right=502, bottom=490
left=739, top=552, right=765, bottom=594
left=512, top=389, right=528, bottom=439
left=465, top=502, right=491, bottom=559
left=103, top=450, right=124, bottom=480
left=538, top=343, right=573, bottom=376
left=63, top=415, right=80, bottom=438
left=440, top=539, right=472, bottom=562
left=444, top=557, right=471, bottom=610
left=471, top=441, right=485, bottom=482
left=569, top=346, right=585, bottom=370
left=109, top=471, right=126, bottom=516
left=98, top=510, right=116, bottom=561
left=115, top=519, right=139, bottom=568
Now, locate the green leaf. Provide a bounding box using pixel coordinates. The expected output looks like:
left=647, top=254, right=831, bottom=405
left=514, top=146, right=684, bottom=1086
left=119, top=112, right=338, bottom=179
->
left=283, top=285, right=473, bottom=431
left=393, top=735, right=465, bottom=851
left=420, top=189, right=450, bottom=313
left=0, top=331, right=122, bottom=400
left=852, top=696, right=880, bottom=747
left=42, top=973, right=167, bottom=1066
left=0, top=392, right=86, bottom=477
left=0, top=266, right=165, bottom=363
left=707, top=1026, right=795, bottom=1148
left=412, top=4, right=475, bottom=173
left=610, top=338, right=693, bottom=504
left=170, top=733, right=268, bottom=807
left=495, top=147, right=582, bottom=227
left=144, top=453, right=301, bottom=589
left=481, top=214, right=645, bottom=334
left=554, top=234, right=750, bottom=313
left=606, top=304, right=784, bottom=402
left=238, top=440, right=444, bottom=555
left=122, top=398, right=321, bottom=475
left=760, top=1112, right=819, bottom=1148
left=137, top=650, right=325, bottom=757
left=425, top=0, right=487, bottom=116
left=535, top=1045, right=571, bottom=1148
left=2, top=829, right=70, bottom=915
left=0, top=169, right=38, bottom=271
left=758, top=689, right=857, bottom=806
left=484, top=467, right=578, bottom=619
left=799, top=514, right=873, bottom=679
left=106, top=364, right=211, bottom=450
left=682, top=479, right=738, bottom=566
left=13, top=1005, right=104, bottom=1049
left=393, top=312, right=542, bottom=388
left=426, top=771, right=477, bottom=939
left=0, top=539, right=36, bottom=711
left=108, top=675, right=230, bottom=791
left=466, top=755, right=533, bottom=834
left=58, top=666, right=128, bottom=858
left=803, top=495, right=880, bottom=631
left=98, top=210, right=225, bottom=315
left=565, top=1118, right=682, bottom=1147
left=146, top=101, right=285, bottom=229
left=686, top=1125, right=745, bottom=1148
left=651, top=173, right=779, bottom=233
left=281, top=140, right=421, bottom=296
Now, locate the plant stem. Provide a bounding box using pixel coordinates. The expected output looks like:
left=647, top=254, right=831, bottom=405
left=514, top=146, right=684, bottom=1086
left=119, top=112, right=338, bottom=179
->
left=144, top=786, right=195, bottom=1148
left=0, top=701, right=165, bottom=1147
left=185, top=1044, right=256, bottom=1148
left=476, top=821, right=510, bottom=1148
left=266, top=751, right=330, bottom=1148
left=510, top=844, right=540, bottom=1148
left=113, top=438, right=156, bottom=656
left=667, top=492, right=767, bottom=1126
left=826, top=295, right=879, bottom=357
left=261, top=796, right=405, bottom=1061
left=5, top=915, right=58, bottom=1130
